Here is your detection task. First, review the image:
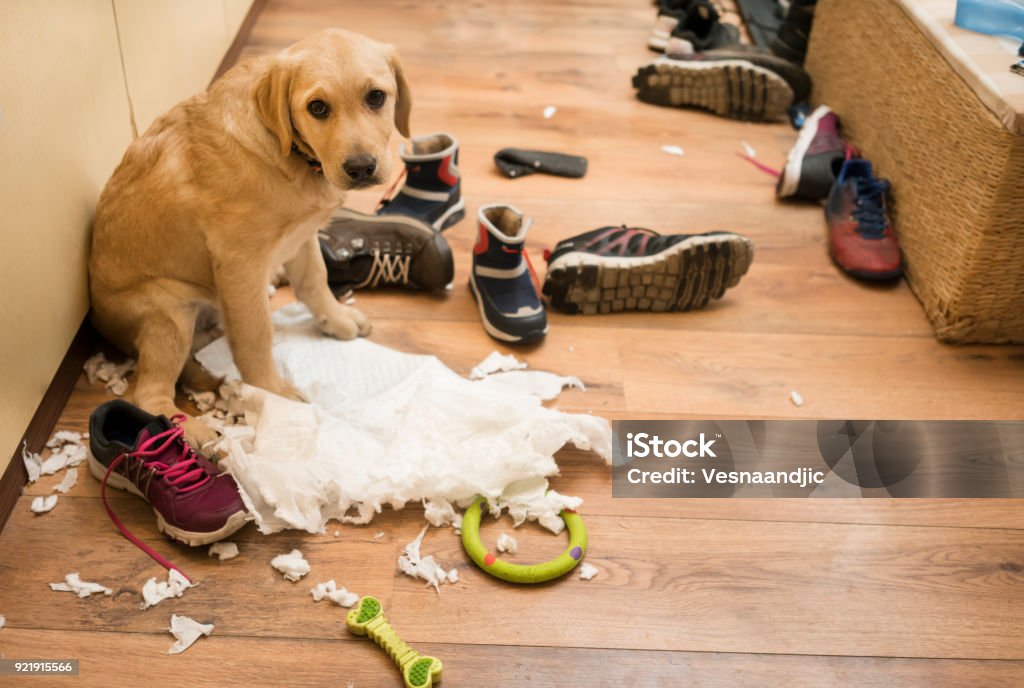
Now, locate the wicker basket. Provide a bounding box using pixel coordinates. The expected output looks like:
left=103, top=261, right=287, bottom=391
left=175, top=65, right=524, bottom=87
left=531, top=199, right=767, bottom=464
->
left=805, top=0, right=1024, bottom=343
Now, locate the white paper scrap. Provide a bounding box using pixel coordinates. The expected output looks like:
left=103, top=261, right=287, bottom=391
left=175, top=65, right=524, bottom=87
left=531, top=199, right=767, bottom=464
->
left=397, top=526, right=451, bottom=593
left=271, top=549, right=310, bottom=581
left=53, top=468, right=79, bottom=494
left=790, top=390, right=804, bottom=407
left=140, top=569, right=193, bottom=610
left=22, top=441, right=41, bottom=483
left=31, top=495, right=58, bottom=514
left=310, top=580, right=359, bottom=607
left=208, top=542, right=239, bottom=561
left=496, top=532, right=518, bottom=554
left=49, top=573, right=113, bottom=598
left=167, top=614, right=213, bottom=654
left=543, top=106, right=557, bottom=119
left=579, top=562, right=599, bottom=581
left=469, top=351, right=528, bottom=380
left=661, top=144, right=685, bottom=157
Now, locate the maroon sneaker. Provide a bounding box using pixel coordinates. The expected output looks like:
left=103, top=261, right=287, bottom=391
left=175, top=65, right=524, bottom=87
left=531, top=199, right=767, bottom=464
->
left=777, top=106, right=848, bottom=201
left=825, top=159, right=902, bottom=280
left=542, top=226, right=754, bottom=314
left=89, top=400, right=248, bottom=570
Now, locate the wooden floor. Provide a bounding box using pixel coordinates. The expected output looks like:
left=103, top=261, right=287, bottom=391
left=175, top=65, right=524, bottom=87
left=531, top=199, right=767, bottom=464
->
left=3, top=0, right=1024, bottom=685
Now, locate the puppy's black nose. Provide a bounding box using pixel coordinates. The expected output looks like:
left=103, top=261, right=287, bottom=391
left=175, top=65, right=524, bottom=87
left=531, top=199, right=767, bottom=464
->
left=343, top=155, right=377, bottom=181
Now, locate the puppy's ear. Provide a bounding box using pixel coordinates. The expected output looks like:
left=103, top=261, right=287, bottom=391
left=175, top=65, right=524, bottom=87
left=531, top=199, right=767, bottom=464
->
left=254, top=61, right=295, bottom=157
left=388, top=49, right=412, bottom=138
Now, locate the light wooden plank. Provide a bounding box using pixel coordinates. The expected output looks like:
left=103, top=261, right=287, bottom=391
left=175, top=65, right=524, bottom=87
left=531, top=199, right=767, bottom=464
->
left=3, top=629, right=1021, bottom=688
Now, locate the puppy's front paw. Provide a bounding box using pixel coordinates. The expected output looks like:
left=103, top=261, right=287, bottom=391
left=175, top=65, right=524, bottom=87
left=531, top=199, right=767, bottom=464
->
left=181, top=416, right=221, bottom=453
left=316, top=306, right=372, bottom=340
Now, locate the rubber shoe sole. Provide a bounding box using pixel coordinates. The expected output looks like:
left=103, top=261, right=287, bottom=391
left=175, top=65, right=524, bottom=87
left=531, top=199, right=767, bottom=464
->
left=89, top=454, right=248, bottom=547
left=433, top=198, right=466, bottom=232
left=543, top=234, right=754, bottom=315
left=632, top=58, right=793, bottom=122
left=468, top=275, right=548, bottom=344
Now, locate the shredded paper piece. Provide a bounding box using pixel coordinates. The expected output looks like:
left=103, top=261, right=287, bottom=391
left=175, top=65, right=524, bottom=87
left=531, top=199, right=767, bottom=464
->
left=496, top=477, right=583, bottom=535
left=496, top=532, right=518, bottom=554
left=543, top=105, right=556, bottom=119
left=397, top=526, right=452, bottom=593
left=49, top=573, right=112, bottom=598
left=374, top=532, right=384, bottom=540
left=167, top=614, right=213, bottom=655
left=195, top=305, right=610, bottom=536
left=53, top=468, right=79, bottom=494
left=579, top=562, right=599, bottom=581
left=47, top=431, right=82, bottom=448
left=424, top=499, right=458, bottom=527
left=470, top=351, right=528, bottom=380
left=741, top=140, right=757, bottom=157
left=31, top=495, right=58, bottom=514
left=310, top=580, right=359, bottom=607
left=208, top=542, right=239, bottom=561
left=0, top=615, right=5, bottom=630
left=140, top=569, right=193, bottom=610
left=660, top=144, right=685, bottom=157
left=22, top=442, right=41, bottom=483
left=84, top=352, right=135, bottom=396
left=790, top=390, right=804, bottom=407
left=271, top=549, right=310, bottom=581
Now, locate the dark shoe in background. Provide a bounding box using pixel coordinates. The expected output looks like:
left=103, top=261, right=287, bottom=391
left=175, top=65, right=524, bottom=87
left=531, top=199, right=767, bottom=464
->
left=771, top=0, right=816, bottom=64
left=649, top=0, right=696, bottom=51
left=664, top=0, right=741, bottom=55
left=663, top=44, right=812, bottom=103
left=469, top=204, right=548, bottom=343
left=777, top=105, right=847, bottom=201
left=377, top=132, right=465, bottom=231
left=320, top=208, right=454, bottom=293
left=825, top=159, right=903, bottom=280
left=543, top=226, right=754, bottom=314
left=633, top=56, right=794, bottom=121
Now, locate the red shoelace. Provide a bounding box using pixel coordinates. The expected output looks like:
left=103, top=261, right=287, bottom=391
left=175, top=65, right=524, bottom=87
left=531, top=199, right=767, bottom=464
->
left=100, top=414, right=211, bottom=581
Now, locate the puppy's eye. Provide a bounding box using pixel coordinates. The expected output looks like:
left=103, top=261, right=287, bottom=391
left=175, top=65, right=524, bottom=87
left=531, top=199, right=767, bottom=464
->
left=307, top=100, right=329, bottom=119
left=365, top=89, right=386, bottom=110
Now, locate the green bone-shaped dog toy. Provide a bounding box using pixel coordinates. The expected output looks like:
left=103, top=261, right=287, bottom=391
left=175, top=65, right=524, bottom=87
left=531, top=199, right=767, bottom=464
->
left=346, top=596, right=443, bottom=688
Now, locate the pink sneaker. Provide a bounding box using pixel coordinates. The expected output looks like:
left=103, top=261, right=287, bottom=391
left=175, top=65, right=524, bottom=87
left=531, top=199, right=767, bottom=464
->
left=89, top=400, right=248, bottom=572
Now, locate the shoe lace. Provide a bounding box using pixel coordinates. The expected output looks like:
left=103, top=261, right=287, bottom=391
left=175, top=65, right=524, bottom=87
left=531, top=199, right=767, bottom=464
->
left=366, top=249, right=412, bottom=287
left=492, top=241, right=543, bottom=294
left=851, top=177, right=891, bottom=238
left=736, top=152, right=781, bottom=178
left=375, top=167, right=407, bottom=210
left=100, top=414, right=211, bottom=580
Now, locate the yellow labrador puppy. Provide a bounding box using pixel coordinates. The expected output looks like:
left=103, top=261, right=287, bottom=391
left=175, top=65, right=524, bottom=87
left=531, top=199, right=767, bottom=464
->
left=90, top=29, right=410, bottom=448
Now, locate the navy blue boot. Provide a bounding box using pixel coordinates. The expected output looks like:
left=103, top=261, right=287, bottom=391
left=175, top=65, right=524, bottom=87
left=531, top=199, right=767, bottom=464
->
left=469, top=205, right=548, bottom=343
left=377, top=132, right=465, bottom=231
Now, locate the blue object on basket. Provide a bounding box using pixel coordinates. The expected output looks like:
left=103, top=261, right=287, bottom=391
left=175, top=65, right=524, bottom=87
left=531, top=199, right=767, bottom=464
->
left=955, top=0, right=1024, bottom=41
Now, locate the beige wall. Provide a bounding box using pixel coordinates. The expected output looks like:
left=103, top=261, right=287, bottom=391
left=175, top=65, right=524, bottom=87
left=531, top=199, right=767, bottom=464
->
left=0, top=0, right=253, bottom=474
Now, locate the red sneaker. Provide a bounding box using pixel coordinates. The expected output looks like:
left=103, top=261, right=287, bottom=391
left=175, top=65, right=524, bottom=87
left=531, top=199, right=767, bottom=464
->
left=825, top=159, right=902, bottom=280
left=89, top=400, right=248, bottom=573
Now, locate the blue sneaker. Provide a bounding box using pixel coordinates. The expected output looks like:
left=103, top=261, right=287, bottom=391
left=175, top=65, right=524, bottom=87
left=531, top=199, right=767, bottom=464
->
left=377, top=132, right=465, bottom=231
left=469, top=205, right=548, bottom=343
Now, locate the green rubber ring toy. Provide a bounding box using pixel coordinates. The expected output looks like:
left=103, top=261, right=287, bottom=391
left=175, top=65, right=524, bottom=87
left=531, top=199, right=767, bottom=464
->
left=460, top=496, right=587, bottom=583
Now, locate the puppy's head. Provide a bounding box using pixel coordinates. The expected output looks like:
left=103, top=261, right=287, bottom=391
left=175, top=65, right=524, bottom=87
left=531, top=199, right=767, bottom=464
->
left=254, top=28, right=411, bottom=190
